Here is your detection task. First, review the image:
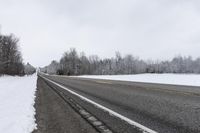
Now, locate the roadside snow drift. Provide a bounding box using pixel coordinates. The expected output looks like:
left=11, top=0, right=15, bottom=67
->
left=0, top=74, right=37, bottom=133
left=78, top=74, right=200, bottom=87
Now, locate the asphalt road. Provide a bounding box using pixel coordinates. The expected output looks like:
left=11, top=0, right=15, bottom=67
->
left=33, top=76, right=99, bottom=133
left=37, top=74, right=200, bottom=133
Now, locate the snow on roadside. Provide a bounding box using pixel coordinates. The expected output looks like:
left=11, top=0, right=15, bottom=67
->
left=0, top=74, right=37, bottom=133
left=78, top=74, right=200, bottom=87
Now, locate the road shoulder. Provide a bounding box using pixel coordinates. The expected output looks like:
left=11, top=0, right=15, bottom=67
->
left=32, top=77, right=98, bottom=133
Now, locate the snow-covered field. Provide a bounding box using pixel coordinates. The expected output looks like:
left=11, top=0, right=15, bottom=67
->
left=0, top=74, right=37, bottom=133
left=78, top=74, right=200, bottom=87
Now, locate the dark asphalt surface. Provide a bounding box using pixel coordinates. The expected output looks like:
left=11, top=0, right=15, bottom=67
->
left=38, top=74, right=200, bottom=133
left=33, top=77, right=99, bottom=133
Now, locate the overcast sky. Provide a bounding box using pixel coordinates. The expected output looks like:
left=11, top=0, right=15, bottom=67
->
left=1, top=0, right=200, bottom=67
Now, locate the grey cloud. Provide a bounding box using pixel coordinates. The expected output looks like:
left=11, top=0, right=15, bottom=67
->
left=0, top=0, right=200, bottom=66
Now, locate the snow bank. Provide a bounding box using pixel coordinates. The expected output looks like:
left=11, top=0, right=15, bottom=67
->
left=78, top=74, right=200, bottom=87
left=0, top=74, right=37, bottom=133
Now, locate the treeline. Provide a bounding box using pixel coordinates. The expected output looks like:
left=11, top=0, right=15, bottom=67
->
left=0, top=33, right=35, bottom=76
left=41, top=48, right=200, bottom=75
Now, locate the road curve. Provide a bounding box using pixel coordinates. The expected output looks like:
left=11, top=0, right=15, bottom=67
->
left=40, top=74, right=200, bottom=133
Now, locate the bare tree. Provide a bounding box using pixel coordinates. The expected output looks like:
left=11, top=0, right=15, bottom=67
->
left=0, top=34, right=24, bottom=75
left=24, top=62, right=36, bottom=75
left=42, top=48, right=200, bottom=76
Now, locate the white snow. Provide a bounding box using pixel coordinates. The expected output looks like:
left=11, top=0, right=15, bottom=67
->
left=78, top=74, right=200, bottom=87
left=0, top=74, right=37, bottom=133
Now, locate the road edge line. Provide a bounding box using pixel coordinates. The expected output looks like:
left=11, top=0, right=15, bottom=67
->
left=41, top=75, right=157, bottom=133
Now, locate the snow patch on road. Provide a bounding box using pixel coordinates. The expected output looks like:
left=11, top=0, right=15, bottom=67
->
left=0, top=74, right=37, bottom=133
left=78, top=74, right=200, bottom=87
